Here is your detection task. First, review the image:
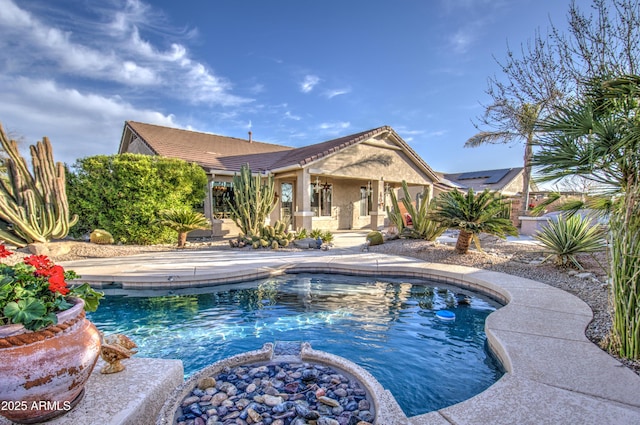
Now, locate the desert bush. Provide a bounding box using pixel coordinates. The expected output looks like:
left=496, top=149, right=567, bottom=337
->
left=533, top=214, right=606, bottom=269
left=309, top=229, right=334, bottom=243
left=67, top=154, right=207, bottom=245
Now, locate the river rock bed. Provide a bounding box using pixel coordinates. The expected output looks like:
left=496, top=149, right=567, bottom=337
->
left=176, top=362, right=375, bottom=425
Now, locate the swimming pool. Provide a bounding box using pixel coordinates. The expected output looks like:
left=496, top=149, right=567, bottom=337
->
left=88, top=273, right=504, bottom=417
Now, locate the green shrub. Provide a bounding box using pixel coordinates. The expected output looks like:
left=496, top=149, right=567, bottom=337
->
left=533, top=214, right=606, bottom=269
left=320, top=230, right=333, bottom=243
left=67, top=154, right=207, bottom=245
left=309, top=229, right=334, bottom=243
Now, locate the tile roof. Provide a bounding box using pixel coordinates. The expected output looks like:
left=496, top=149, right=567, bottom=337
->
left=123, top=121, right=292, bottom=170
left=122, top=121, right=438, bottom=180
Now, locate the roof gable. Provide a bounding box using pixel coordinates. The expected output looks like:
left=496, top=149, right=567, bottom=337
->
left=270, top=126, right=440, bottom=181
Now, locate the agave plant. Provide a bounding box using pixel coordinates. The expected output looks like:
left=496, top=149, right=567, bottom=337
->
left=386, top=180, right=447, bottom=241
left=533, top=214, right=606, bottom=269
left=158, top=208, right=210, bottom=248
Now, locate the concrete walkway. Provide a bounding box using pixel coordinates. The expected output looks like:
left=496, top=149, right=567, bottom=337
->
left=55, top=231, right=640, bottom=424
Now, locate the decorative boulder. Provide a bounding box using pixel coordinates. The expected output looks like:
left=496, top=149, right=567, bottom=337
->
left=293, top=238, right=318, bottom=249
left=90, top=229, right=114, bottom=245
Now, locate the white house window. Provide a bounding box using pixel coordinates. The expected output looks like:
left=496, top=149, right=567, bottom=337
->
left=310, top=183, right=332, bottom=217
left=211, top=181, right=234, bottom=218
left=360, top=186, right=372, bottom=216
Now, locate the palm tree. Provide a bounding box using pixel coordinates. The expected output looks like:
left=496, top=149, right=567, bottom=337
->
left=429, top=188, right=518, bottom=254
left=466, top=102, right=543, bottom=217
left=532, top=74, right=640, bottom=359
left=158, top=208, right=210, bottom=248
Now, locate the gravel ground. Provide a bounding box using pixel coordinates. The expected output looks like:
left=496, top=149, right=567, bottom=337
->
left=6, top=235, right=639, bottom=376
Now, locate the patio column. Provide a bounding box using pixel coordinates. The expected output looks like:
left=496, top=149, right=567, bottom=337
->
left=294, top=169, right=314, bottom=231
left=204, top=175, right=216, bottom=237
left=370, top=179, right=384, bottom=230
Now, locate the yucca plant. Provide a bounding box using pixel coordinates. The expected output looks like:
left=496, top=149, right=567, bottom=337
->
left=533, top=214, right=606, bottom=269
left=158, top=208, right=210, bottom=248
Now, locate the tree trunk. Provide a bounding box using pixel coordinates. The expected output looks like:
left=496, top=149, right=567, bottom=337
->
left=522, top=134, right=534, bottom=218
left=177, top=232, right=187, bottom=248
left=455, top=230, right=473, bottom=254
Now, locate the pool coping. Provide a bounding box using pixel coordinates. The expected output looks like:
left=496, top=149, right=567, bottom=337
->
left=59, top=249, right=640, bottom=424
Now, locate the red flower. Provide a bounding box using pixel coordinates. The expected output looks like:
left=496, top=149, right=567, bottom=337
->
left=23, top=255, right=53, bottom=270
left=48, top=265, right=69, bottom=295
left=0, top=245, right=13, bottom=258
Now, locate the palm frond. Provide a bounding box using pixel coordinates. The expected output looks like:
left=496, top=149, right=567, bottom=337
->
left=464, top=131, right=518, bottom=148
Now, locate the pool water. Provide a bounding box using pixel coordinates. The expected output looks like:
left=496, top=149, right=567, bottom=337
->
left=88, top=273, right=504, bottom=416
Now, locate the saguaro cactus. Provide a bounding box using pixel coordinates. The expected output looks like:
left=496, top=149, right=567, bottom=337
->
left=228, top=164, right=276, bottom=236
left=0, top=123, right=78, bottom=247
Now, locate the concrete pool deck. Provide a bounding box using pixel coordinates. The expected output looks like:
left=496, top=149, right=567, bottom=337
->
left=26, top=233, right=640, bottom=424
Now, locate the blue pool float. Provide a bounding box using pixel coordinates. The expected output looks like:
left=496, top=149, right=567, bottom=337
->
left=436, top=310, right=456, bottom=321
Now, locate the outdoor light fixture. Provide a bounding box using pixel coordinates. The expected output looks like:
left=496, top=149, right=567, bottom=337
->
left=313, top=176, right=330, bottom=193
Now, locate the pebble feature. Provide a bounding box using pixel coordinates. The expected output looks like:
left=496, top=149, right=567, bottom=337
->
left=176, top=361, right=374, bottom=425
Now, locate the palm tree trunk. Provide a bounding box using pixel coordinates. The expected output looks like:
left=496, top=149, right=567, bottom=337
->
left=178, top=232, right=187, bottom=248
left=522, top=133, right=533, bottom=218
left=455, top=230, right=473, bottom=254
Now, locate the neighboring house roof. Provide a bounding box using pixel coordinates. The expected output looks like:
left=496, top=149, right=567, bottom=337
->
left=442, top=167, right=530, bottom=194
left=119, top=121, right=440, bottom=181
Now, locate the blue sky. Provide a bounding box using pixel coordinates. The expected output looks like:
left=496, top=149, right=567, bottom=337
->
left=0, top=0, right=572, bottom=173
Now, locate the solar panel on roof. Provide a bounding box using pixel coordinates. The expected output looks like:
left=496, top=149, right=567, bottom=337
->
left=484, top=169, right=511, bottom=184
left=457, top=171, right=492, bottom=180
left=457, top=168, right=511, bottom=183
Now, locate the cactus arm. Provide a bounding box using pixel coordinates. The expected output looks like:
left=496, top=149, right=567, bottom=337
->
left=0, top=123, right=76, bottom=245
left=0, top=228, right=28, bottom=247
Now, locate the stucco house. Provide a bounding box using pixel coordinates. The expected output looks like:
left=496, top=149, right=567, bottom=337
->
left=118, top=121, right=440, bottom=237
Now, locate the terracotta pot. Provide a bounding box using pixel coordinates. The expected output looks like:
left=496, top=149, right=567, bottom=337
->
left=0, top=298, right=101, bottom=424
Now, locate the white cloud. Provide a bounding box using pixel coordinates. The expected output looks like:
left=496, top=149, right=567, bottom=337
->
left=300, top=75, right=321, bottom=93
left=0, top=76, right=177, bottom=165
left=318, top=121, right=351, bottom=135
left=427, top=130, right=447, bottom=138
left=249, top=83, right=265, bottom=94
left=285, top=111, right=301, bottom=121
left=450, top=29, right=475, bottom=54
left=323, top=88, right=351, bottom=99
left=0, top=0, right=250, bottom=106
